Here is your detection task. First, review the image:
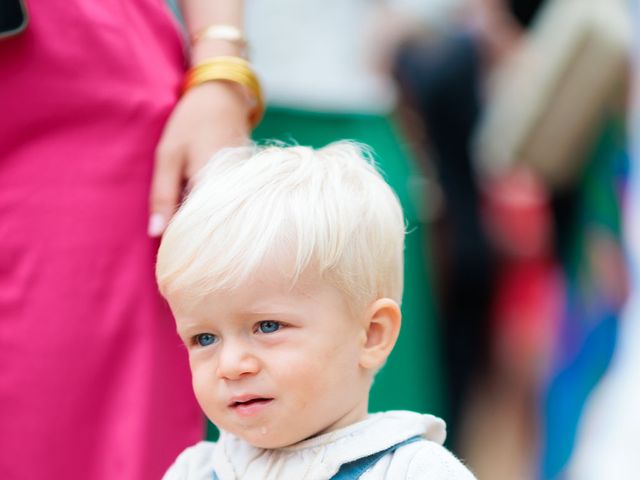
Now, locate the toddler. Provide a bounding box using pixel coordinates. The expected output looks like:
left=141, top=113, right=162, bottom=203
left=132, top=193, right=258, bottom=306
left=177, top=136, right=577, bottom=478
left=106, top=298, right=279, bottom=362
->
left=156, top=142, right=476, bottom=479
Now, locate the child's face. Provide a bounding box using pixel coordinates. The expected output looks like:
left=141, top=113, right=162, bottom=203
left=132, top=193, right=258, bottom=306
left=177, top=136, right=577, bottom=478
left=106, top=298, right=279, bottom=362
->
left=169, top=269, right=372, bottom=449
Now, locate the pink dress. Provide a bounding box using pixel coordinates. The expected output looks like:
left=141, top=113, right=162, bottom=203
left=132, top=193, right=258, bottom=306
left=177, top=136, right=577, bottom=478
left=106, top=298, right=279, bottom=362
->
left=0, top=1, right=203, bottom=478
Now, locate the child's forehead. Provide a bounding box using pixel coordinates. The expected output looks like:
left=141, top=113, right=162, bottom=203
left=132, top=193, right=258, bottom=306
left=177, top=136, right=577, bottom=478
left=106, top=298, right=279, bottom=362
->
left=239, top=261, right=323, bottom=294
left=171, top=266, right=348, bottom=317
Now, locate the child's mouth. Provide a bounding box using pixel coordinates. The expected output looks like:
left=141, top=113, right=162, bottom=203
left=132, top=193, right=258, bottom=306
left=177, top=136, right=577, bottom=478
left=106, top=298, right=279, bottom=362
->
left=229, top=397, right=274, bottom=416
left=231, top=397, right=272, bottom=406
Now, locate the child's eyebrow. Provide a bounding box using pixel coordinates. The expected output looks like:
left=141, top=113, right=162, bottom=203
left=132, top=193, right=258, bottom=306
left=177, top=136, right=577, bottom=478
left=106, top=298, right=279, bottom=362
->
left=235, top=305, right=305, bottom=319
left=237, top=307, right=285, bottom=315
left=175, top=321, right=208, bottom=336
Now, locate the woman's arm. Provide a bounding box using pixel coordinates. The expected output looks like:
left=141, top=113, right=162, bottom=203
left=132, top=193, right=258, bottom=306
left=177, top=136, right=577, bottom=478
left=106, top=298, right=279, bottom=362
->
left=148, top=0, right=251, bottom=237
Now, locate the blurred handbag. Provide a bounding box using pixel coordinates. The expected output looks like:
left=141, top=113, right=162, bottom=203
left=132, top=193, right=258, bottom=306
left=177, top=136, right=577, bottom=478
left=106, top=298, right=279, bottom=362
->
left=474, top=0, right=632, bottom=189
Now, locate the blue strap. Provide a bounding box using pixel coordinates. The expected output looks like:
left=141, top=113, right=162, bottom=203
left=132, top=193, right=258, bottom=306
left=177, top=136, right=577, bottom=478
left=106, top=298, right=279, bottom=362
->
left=211, top=435, right=422, bottom=480
left=329, top=435, right=422, bottom=480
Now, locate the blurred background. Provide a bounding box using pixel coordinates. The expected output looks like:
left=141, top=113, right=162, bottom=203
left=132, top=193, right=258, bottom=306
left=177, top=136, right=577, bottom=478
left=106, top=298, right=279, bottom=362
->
left=224, top=0, right=635, bottom=478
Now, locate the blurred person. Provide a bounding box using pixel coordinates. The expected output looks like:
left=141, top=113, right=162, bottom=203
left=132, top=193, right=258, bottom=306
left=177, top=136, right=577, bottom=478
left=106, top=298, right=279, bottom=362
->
left=471, top=0, right=631, bottom=476
left=0, top=1, right=258, bottom=478
left=394, top=6, right=630, bottom=479
left=488, top=1, right=633, bottom=477
left=472, top=1, right=632, bottom=471
left=393, top=0, right=548, bottom=450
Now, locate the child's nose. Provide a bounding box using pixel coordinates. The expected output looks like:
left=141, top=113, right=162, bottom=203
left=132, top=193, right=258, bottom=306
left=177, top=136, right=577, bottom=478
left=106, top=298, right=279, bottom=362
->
left=215, top=339, right=260, bottom=380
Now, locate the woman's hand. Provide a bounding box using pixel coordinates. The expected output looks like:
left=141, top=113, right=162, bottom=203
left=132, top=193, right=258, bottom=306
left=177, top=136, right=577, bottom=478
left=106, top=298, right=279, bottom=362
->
left=148, top=80, right=251, bottom=236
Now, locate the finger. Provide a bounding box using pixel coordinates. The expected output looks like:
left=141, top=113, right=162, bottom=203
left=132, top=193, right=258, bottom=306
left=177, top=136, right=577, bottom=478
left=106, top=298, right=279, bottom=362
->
left=149, top=146, right=185, bottom=237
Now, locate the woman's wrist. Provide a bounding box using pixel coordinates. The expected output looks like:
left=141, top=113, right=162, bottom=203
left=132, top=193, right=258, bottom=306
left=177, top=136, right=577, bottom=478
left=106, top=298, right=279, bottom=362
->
left=178, top=1, right=258, bottom=125
left=182, top=56, right=264, bottom=127
left=190, top=39, right=244, bottom=65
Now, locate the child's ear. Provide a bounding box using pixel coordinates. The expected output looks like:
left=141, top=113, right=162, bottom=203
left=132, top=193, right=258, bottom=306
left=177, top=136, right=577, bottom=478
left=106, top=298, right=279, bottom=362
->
left=359, top=298, right=401, bottom=370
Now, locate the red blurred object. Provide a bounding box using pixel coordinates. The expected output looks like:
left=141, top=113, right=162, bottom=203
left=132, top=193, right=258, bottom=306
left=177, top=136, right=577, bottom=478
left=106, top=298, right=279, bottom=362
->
left=482, top=166, right=551, bottom=260
left=482, top=167, right=562, bottom=374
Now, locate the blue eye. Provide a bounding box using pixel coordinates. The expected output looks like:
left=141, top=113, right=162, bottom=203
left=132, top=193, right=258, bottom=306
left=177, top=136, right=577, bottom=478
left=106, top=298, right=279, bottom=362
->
left=258, top=321, right=281, bottom=334
left=194, top=333, right=217, bottom=347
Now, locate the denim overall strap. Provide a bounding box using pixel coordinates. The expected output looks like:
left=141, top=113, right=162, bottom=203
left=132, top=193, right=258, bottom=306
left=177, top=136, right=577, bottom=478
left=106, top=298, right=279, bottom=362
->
left=329, top=435, right=422, bottom=480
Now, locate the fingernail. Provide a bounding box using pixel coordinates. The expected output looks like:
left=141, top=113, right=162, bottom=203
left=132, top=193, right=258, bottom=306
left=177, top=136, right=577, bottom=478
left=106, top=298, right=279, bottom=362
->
left=148, top=213, right=167, bottom=237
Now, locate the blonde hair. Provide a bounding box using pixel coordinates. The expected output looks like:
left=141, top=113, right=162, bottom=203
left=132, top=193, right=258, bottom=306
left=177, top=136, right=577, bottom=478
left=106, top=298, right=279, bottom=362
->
left=156, top=141, right=405, bottom=311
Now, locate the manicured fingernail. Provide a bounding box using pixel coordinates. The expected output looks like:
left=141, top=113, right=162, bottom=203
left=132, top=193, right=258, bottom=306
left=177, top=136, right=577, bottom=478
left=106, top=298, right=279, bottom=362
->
left=148, top=213, right=166, bottom=237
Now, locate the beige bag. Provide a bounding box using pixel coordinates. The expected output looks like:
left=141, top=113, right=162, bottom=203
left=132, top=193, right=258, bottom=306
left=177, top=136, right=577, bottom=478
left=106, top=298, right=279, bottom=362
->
left=474, top=0, right=632, bottom=189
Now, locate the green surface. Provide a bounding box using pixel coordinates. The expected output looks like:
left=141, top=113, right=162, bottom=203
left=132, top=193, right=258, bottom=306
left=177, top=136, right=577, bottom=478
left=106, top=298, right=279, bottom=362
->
left=563, top=114, right=627, bottom=281
left=207, top=106, right=443, bottom=440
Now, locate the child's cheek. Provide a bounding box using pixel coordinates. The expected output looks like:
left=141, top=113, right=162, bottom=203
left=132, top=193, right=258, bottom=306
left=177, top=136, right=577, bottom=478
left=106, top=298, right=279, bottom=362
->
left=190, top=362, right=217, bottom=406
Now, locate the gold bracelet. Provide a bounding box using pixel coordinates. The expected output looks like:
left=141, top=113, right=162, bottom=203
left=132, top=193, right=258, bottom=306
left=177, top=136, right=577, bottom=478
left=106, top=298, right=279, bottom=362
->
left=191, top=25, right=247, bottom=49
left=183, top=56, right=264, bottom=127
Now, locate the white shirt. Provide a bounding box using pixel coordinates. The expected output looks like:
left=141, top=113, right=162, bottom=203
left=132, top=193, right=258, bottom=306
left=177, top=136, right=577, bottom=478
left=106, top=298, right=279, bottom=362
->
left=163, top=411, right=477, bottom=479
left=246, top=0, right=464, bottom=112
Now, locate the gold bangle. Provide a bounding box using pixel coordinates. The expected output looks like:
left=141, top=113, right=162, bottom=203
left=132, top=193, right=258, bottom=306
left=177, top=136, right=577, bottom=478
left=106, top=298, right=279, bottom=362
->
left=183, top=56, right=264, bottom=127
left=191, top=25, right=247, bottom=49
